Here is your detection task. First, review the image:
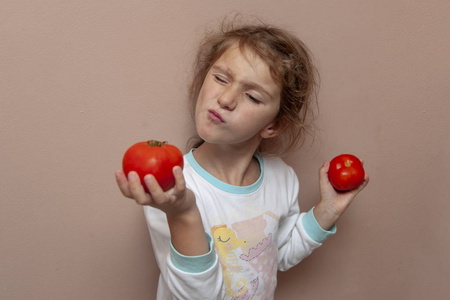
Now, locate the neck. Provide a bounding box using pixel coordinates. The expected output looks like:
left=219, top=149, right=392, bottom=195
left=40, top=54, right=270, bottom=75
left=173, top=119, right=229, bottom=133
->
left=193, top=142, right=261, bottom=187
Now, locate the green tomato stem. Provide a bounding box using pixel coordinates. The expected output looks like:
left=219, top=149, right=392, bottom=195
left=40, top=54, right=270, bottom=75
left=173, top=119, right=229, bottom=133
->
left=147, top=140, right=168, bottom=147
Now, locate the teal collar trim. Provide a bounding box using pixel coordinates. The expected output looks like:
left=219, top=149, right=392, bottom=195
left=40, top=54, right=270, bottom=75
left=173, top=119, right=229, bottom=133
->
left=186, top=149, right=264, bottom=194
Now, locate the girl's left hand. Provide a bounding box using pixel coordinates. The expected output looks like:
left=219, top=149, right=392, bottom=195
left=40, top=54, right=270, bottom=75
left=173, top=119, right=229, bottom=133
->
left=314, top=160, right=369, bottom=230
left=115, top=166, right=196, bottom=217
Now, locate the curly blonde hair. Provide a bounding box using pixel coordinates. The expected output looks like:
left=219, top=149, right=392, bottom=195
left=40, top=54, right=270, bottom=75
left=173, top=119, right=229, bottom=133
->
left=188, top=19, right=319, bottom=156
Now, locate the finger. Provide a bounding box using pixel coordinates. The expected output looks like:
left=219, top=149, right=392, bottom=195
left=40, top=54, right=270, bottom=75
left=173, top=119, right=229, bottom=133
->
left=172, top=166, right=186, bottom=194
left=351, top=173, right=370, bottom=195
left=144, top=174, right=166, bottom=205
left=361, top=173, right=370, bottom=188
left=128, top=171, right=151, bottom=205
left=115, top=170, right=131, bottom=197
left=319, top=161, right=331, bottom=187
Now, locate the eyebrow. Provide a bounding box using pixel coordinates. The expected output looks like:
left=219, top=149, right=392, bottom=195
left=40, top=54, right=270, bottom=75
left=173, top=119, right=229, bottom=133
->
left=211, top=65, right=274, bottom=99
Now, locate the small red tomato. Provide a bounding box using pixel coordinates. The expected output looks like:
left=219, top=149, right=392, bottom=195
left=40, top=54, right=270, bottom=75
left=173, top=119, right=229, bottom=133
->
left=122, top=140, right=183, bottom=192
left=328, top=154, right=365, bottom=191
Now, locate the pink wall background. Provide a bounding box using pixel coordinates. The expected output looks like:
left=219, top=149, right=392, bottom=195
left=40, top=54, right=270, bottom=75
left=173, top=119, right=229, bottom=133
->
left=1, top=1, right=449, bottom=299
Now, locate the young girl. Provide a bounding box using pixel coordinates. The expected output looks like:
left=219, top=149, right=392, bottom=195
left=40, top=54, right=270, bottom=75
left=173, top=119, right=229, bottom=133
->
left=116, top=20, right=369, bottom=300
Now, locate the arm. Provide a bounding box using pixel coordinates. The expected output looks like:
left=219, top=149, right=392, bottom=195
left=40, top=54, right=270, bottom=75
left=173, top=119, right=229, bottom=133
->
left=277, top=205, right=336, bottom=271
left=313, top=161, right=370, bottom=231
left=116, top=166, right=209, bottom=256
left=116, top=167, right=223, bottom=299
left=166, top=203, right=209, bottom=256
left=278, top=160, right=369, bottom=271
left=277, top=166, right=335, bottom=271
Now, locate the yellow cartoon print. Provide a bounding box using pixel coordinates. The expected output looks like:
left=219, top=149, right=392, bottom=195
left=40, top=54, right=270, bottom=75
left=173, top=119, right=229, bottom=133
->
left=212, top=224, right=247, bottom=297
left=212, top=213, right=279, bottom=299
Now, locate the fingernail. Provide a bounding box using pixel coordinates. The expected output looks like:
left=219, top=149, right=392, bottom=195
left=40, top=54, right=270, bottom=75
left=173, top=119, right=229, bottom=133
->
left=144, top=175, right=154, bottom=185
left=128, top=172, right=136, bottom=181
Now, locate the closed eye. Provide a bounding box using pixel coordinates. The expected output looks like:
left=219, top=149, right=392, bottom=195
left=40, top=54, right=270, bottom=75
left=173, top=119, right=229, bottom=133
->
left=217, top=236, right=230, bottom=243
left=214, top=75, right=228, bottom=84
left=246, top=93, right=261, bottom=104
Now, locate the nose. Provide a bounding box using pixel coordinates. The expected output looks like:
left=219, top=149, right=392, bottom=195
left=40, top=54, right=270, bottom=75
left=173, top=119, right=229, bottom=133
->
left=218, top=86, right=239, bottom=111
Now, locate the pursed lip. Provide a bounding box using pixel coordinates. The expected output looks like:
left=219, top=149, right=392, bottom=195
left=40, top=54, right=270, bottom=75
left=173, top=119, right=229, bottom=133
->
left=208, top=109, right=225, bottom=123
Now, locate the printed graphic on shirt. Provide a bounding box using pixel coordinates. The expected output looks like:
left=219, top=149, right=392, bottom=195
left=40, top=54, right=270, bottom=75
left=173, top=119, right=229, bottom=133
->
left=212, top=212, right=278, bottom=299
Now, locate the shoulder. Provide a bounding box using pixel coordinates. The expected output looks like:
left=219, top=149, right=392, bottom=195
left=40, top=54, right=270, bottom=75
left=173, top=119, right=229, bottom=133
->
left=260, top=155, right=297, bottom=178
left=182, top=151, right=215, bottom=194
left=182, top=152, right=199, bottom=181
left=259, top=155, right=300, bottom=210
left=259, top=155, right=299, bottom=193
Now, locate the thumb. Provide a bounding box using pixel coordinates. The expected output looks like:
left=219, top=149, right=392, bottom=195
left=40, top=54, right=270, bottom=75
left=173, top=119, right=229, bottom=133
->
left=319, top=161, right=330, bottom=187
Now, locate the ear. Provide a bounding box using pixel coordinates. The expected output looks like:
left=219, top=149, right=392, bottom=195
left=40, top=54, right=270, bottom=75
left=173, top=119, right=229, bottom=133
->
left=259, top=120, right=285, bottom=139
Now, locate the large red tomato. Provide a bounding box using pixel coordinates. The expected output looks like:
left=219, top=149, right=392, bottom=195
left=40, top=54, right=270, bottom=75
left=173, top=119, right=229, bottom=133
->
left=328, top=154, right=365, bottom=191
left=122, top=140, right=183, bottom=192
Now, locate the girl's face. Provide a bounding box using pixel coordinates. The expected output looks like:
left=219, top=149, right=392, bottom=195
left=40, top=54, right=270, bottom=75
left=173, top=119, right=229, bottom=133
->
left=195, top=45, right=282, bottom=149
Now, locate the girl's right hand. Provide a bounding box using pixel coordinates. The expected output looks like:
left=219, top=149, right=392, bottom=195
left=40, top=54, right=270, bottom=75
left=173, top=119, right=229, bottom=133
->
left=116, top=167, right=209, bottom=256
left=115, top=166, right=196, bottom=217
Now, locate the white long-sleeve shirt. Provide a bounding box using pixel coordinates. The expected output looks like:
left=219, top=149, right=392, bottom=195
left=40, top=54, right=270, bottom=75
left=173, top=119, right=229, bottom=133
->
left=143, top=150, right=336, bottom=300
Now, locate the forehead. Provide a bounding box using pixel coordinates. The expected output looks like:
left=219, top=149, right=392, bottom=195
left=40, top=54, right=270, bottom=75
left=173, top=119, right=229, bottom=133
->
left=213, top=45, right=281, bottom=94
left=215, top=44, right=269, bottom=73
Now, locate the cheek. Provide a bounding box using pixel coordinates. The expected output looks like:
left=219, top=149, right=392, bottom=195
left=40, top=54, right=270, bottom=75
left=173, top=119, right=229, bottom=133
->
left=240, top=108, right=276, bottom=129
left=195, top=85, right=210, bottom=113
left=194, top=111, right=211, bottom=141
left=194, top=91, right=205, bottom=121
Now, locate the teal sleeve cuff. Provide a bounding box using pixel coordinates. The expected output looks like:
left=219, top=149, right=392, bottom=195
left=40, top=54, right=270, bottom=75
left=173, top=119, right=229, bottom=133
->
left=302, top=207, right=337, bottom=243
left=170, top=232, right=216, bottom=273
